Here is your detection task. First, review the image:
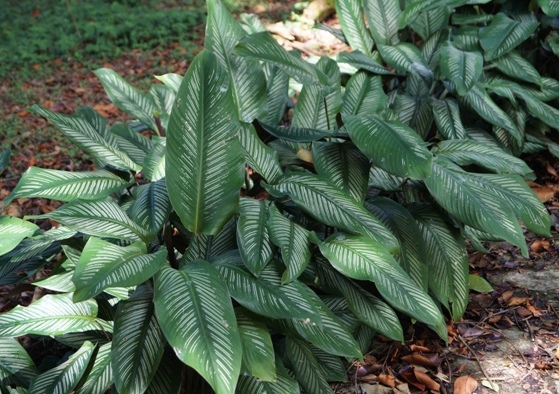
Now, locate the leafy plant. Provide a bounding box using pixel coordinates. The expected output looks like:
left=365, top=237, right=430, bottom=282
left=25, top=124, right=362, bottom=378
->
left=0, top=0, right=555, bottom=393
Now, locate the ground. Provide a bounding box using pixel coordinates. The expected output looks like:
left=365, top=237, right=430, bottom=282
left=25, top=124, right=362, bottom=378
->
left=1, top=3, right=558, bottom=393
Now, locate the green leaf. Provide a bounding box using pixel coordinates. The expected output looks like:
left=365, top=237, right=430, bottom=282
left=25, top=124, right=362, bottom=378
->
left=264, top=173, right=399, bottom=253
left=431, top=98, right=467, bottom=139
left=344, top=114, right=432, bottom=179
left=72, top=237, right=166, bottom=302
left=212, top=252, right=318, bottom=322
left=409, top=204, right=469, bottom=320
left=76, top=342, right=113, bottom=394
left=424, top=157, right=528, bottom=256
left=363, top=0, right=401, bottom=45
left=267, top=204, right=313, bottom=284
left=432, top=139, right=534, bottom=178
left=335, top=0, right=374, bottom=55
left=398, top=0, right=453, bottom=28
left=262, top=65, right=290, bottom=125
left=94, top=68, right=157, bottom=132
left=0, top=148, right=11, bottom=172
left=439, top=42, right=482, bottom=96
left=181, top=218, right=237, bottom=264
left=234, top=32, right=330, bottom=87
left=468, top=274, right=494, bottom=293
left=394, top=92, right=433, bottom=139
left=410, top=6, right=450, bottom=41
left=479, top=13, right=538, bottom=61
left=145, top=348, right=182, bottom=394
left=341, top=72, right=388, bottom=117
left=378, top=43, right=432, bottom=81
left=312, top=141, right=370, bottom=203
left=0, top=216, right=38, bottom=257
left=206, top=0, right=267, bottom=122
left=492, top=50, right=542, bottom=86
left=312, top=346, right=347, bottom=382
left=113, top=284, right=165, bottom=394
left=34, top=271, right=75, bottom=293
left=365, top=198, right=428, bottom=290
left=460, top=83, right=521, bottom=142
left=26, top=199, right=148, bottom=242
left=235, top=358, right=300, bottom=393
left=319, top=234, right=446, bottom=335
left=0, top=293, right=98, bottom=337
left=154, top=73, right=183, bottom=93
left=128, top=178, right=172, bottom=241
left=150, top=85, right=175, bottom=130
left=5, top=168, right=131, bottom=205
left=143, top=137, right=166, bottom=182
left=337, top=51, right=392, bottom=75
left=236, top=198, right=274, bottom=276
left=539, top=0, right=559, bottom=15
left=166, top=50, right=244, bottom=236
left=154, top=262, right=241, bottom=394
left=0, top=337, right=38, bottom=388
left=28, top=341, right=96, bottom=394
left=286, top=337, right=334, bottom=394
left=520, top=92, right=559, bottom=130
left=110, top=122, right=153, bottom=164
left=259, top=123, right=333, bottom=142
left=238, top=122, right=283, bottom=183
left=236, top=308, right=276, bottom=381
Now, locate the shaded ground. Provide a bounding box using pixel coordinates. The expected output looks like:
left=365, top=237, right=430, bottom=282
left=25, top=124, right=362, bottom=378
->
left=1, top=3, right=559, bottom=393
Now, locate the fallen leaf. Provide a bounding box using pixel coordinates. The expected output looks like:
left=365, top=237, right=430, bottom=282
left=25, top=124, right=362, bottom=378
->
left=413, top=369, right=440, bottom=391
left=546, top=162, right=558, bottom=178
left=531, top=239, right=550, bottom=253
left=401, top=353, right=440, bottom=368
left=409, top=344, right=430, bottom=352
left=481, top=379, right=500, bottom=392
left=454, top=375, right=478, bottom=394
left=507, top=296, right=530, bottom=307
left=530, top=184, right=555, bottom=202
left=378, top=374, right=396, bottom=388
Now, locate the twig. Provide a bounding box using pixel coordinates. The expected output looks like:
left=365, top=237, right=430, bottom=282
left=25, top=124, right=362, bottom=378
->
left=457, top=334, right=494, bottom=385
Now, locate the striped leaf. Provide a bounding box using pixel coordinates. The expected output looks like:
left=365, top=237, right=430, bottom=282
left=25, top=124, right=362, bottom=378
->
left=369, top=165, right=405, bottom=192
left=363, top=0, right=401, bottom=45
left=460, top=83, right=521, bottom=142
left=212, top=252, right=319, bottom=321
left=377, top=43, right=432, bottom=81
left=236, top=197, right=274, bottom=276
left=234, top=32, right=331, bottom=88
left=424, top=157, right=528, bottom=256
left=238, top=122, right=283, bottom=183
left=181, top=218, right=237, bottom=264
left=34, top=270, right=76, bottom=293
left=259, top=123, right=333, bottom=142
left=264, top=172, right=399, bottom=253
left=520, top=92, right=559, bottom=130
left=479, top=13, right=538, bottom=60
left=365, top=198, right=428, bottom=290
left=286, top=337, right=334, bottom=394
left=394, top=92, right=434, bottom=139
left=410, top=6, right=450, bottom=41
left=311, top=346, right=347, bottom=382
left=319, top=233, right=446, bottom=336
left=337, top=51, right=392, bottom=75
left=235, top=358, right=300, bottom=394
left=398, top=0, right=451, bottom=28
left=0, top=337, right=38, bottom=388
left=5, top=168, right=132, bottom=204
left=28, top=341, right=96, bottom=394
left=150, top=85, right=175, bottom=131
left=154, top=262, right=241, bottom=394
left=539, top=0, right=559, bottom=15
left=145, top=348, right=182, bottom=394
left=439, top=42, right=482, bottom=96
left=335, top=0, right=374, bottom=56
left=72, top=237, right=167, bottom=302
left=0, top=148, right=10, bottom=172
left=267, top=204, right=312, bottom=284
left=128, top=178, right=172, bottom=241
left=110, top=123, right=152, bottom=167
left=76, top=342, right=113, bottom=394
left=315, top=260, right=403, bottom=341
left=206, top=0, right=267, bottom=122
left=26, top=199, right=149, bottom=242
left=432, top=139, right=534, bottom=178
left=154, top=73, right=183, bottom=93
left=344, top=114, right=432, bottom=179
left=312, top=141, right=370, bottom=203
left=113, top=285, right=165, bottom=394
left=94, top=68, right=157, bottom=132
left=143, top=137, right=166, bottom=182
left=492, top=50, right=542, bottom=86
left=262, top=64, right=290, bottom=125
left=0, top=216, right=38, bottom=257
left=30, top=105, right=139, bottom=171
left=431, top=98, right=468, bottom=139
left=236, top=308, right=275, bottom=381
left=166, top=50, right=244, bottom=236
left=0, top=293, right=98, bottom=337
left=341, top=72, right=388, bottom=117
left=409, top=204, right=469, bottom=320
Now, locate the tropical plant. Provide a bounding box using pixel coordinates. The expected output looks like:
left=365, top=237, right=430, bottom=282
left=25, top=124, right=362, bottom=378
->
left=0, top=0, right=556, bottom=393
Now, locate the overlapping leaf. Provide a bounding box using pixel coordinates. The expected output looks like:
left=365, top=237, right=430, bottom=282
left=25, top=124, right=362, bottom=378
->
left=479, top=13, right=538, bottom=60
left=335, top=0, right=374, bottom=55
left=341, top=72, right=388, bottom=117
left=439, top=42, right=482, bottom=96
left=431, top=98, right=468, bottom=139
left=337, top=51, right=392, bottom=75
left=235, top=358, right=300, bottom=394
left=363, top=0, right=401, bottom=45
left=286, top=337, right=334, bottom=394
left=128, top=178, right=172, bottom=241
left=0, top=216, right=38, bottom=257
left=76, top=342, right=113, bottom=394
left=378, top=43, right=432, bottom=81
left=0, top=337, right=38, bottom=388
left=492, top=50, right=542, bottom=86
left=238, top=122, right=283, bottom=183
left=143, top=137, right=166, bottom=182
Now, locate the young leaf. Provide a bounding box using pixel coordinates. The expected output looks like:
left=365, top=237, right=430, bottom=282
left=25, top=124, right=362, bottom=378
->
left=479, top=13, right=538, bottom=60
left=264, top=173, right=399, bottom=253
left=267, top=204, right=313, bottom=284
left=262, top=64, right=290, bottom=126
left=286, top=337, right=334, bottom=394
left=28, top=341, right=96, bottom=394
left=0, top=337, right=38, bottom=388
left=128, top=178, right=172, bottom=241
left=319, top=233, right=446, bottom=335
left=154, top=262, right=241, bottom=394
left=344, top=114, right=432, bottom=179
left=439, top=42, right=482, bottom=96
left=0, top=293, right=98, bottom=337
left=335, top=0, right=374, bottom=55
left=166, top=50, right=244, bottom=236
left=154, top=73, right=183, bottom=93
left=236, top=198, right=274, bottom=276
left=431, top=98, right=468, bottom=139
left=5, top=168, right=132, bottom=204
left=76, top=342, right=113, bottom=394
left=468, top=275, right=494, bottom=293
left=341, top=72, right=388, bottom=117
left=113, top=285, right=165, bottom=394
left=143, top=137, right=166, bottom=182
left=72, top=237, right=167, bottom=302
left=238, top=122, right=283, bottom=183
left=363, top=0, right=401, bottom=45
left=0, top=216, right=38, bottom=257
left=94, top=68, right=158, bottom=132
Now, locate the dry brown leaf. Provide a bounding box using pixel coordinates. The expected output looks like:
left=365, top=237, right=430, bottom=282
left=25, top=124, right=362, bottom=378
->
left=401, top=353, right=440, bottom=368
left=400, top=371, right=425, bottom=391
left=546, top=162, right=558, bottom=178
left=413, top=369, right=440, bottom=391
left=409, top=344, right=430, bottom=352
left=507, top=296, right=530, bottom=307
left=454, top=375, right=478, bottom=394
left=500, top=290, right=514, bottom=302
left=378, top=374, right=396, bottom=388
left=530, top=184, right=555, bottom=202
left=554, top=347, right=559, bottom=360
left=531, top=239, right=550, bottom=253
